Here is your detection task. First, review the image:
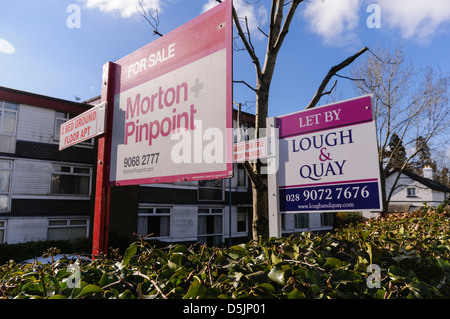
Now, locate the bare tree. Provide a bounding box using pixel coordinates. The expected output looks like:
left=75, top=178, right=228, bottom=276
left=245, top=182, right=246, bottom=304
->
left=351, top=46, right=450, bottom=211
left=232, top=0, right=370, bottom=240
left=139, top=0, right=369, bottom=240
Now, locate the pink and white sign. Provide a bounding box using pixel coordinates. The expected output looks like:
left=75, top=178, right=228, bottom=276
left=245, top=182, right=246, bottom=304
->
left=59, top=103, right=106, bottom=150
left=107, top=0, right=233, bottom=186
left=233, top=137, right=269, bottom=162
left=278, top=96, right=374, bottom=139
left=276, top=95, right=383, bottom=213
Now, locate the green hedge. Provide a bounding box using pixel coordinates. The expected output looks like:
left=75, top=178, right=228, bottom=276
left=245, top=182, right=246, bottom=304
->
left=1, top=210, right=449, bottom=299
left=333, top=212, right=366, bottom=229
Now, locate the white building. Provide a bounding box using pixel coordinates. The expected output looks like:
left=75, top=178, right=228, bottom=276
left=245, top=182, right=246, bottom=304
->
left=385, top=167, right=450, bottom=212
left=0, top=86, right=94, bottom=244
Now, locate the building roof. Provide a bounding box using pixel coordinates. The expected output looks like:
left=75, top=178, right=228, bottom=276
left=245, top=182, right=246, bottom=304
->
left=0, top=86, right=91, bottom=114
left=387, top=168, right=450, bottom=193
left=232, top=108, right=255, bottom=124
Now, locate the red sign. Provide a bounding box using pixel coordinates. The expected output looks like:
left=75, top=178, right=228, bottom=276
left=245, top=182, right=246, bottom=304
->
left=233, top=137, right=270, bottom=162
left=59, top=102, right=106, bottom=150
left=107, top=0, right=233, bottom=186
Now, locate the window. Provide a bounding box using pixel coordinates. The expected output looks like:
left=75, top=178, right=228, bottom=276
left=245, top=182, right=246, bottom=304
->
left=54, top=112, right=69, bottom=141
left=407, top=187, right=417, bottom=197
left=321, top=213, right=333, bottom=227
left=0, top=160, right=12, bottom=213
left=198, top=179, right=224, bottom=201
left=281, top=213, right=287, bottom=231
left=47, top=218, right=88, bottom=241
left=0, top=220, right=5, bottom=244
left=198, top=208, right=223, bottom=246
left=51, top=164, right=91, bottom=195
left=237, top=164, right=247, bottom=188
left=295, top=213, right=309, bottom=229
left=237, top=207, right=250, bottom=233
left=0, top=100, right=18, bottom=135
left=0, top=101, right=18, bottom=153
left=137, top=207, right=171, bottom=238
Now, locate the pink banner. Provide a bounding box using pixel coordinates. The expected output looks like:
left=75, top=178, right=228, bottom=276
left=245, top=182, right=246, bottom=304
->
left=115, top=2, right=230, bottom=93
left=277, top=95, right=373, bottom=138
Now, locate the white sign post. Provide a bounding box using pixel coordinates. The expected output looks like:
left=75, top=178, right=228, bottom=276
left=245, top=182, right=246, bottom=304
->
left=268, top=95, right=383, bottom=237
left=59, top=102, right=106, bottom=150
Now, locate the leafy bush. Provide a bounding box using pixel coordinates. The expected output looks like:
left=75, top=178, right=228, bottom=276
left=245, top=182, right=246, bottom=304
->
left=334, top=212, right=366, bottom=229
left=1, top=210, right=449, bottom=299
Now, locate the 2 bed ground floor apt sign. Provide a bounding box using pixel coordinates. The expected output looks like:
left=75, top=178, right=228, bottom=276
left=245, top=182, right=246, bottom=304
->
left=59, top=102, right=106, bottom=150
left=273, top=95, right=383, bottom=213
left=106, top=0, right=233, bottom=186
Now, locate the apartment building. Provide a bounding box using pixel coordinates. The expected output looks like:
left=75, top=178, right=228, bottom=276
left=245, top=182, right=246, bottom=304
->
left=0, top=86, right=94, bottom=244
left=0, top=86, right=333, bottom=247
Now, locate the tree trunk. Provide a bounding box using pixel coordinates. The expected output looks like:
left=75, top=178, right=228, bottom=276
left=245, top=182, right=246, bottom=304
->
left=251, top=174, right=269, bottom=240
left=379, top=159, right=388, bottom=216
left=250, top=82, right=270, bottom=241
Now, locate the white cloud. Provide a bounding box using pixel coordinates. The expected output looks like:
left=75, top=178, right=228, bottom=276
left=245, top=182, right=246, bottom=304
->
left=202, top=0, right=217, bottom=12
left=376, top=0, right=450, bottom=40
left=0, top=38, right=15, bottom=54
left=77, top=0, right=160, bottom=18
left=302, top=0, right=450, bottom=44
left=203, top=0, right=268, bottom=38
left=303, top=0, right=361, bottom=46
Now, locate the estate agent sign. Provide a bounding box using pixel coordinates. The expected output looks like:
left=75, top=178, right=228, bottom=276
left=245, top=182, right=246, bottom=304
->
left=274, top=95, right=383, bottom=213
left=59, top=102, right=106, bottom=150
left=108, top=0, right=232, bottom=186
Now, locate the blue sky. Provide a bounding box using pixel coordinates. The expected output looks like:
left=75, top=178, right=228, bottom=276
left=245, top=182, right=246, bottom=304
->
left=1, top=1, right=449, bottom=127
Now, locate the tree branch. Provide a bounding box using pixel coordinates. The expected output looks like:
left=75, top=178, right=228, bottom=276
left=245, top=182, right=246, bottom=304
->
left=137, top=0, right=163, bottom=37
left=233, top=80, right=257, bottom=92
left=232, top=6, right=262, bottom=78
left=267, top=0, right=284, bottom=51
left=258, top=27, right=269, bottom=38
left=334, top=73, right=366, bottom=82
left=306, top=47, right=369, bottom=109
left=273, top=0, right=303, bottom=52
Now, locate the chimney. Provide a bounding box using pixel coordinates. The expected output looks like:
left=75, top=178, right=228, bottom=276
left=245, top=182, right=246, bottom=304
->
left=423, top=166, right=433, bottom=179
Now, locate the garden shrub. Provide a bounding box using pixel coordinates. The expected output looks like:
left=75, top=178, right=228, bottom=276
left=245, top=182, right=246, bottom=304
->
left=1, top=209, right=449, bottom=299
left=334, top=212, right=366, bottom=229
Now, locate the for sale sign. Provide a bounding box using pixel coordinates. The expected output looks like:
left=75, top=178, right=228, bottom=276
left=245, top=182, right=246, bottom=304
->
left=107, top=0, right=233, bottom=186
left=59, top=102, right=106, bottom=150
left=276, top=95, right=383, bottom=213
